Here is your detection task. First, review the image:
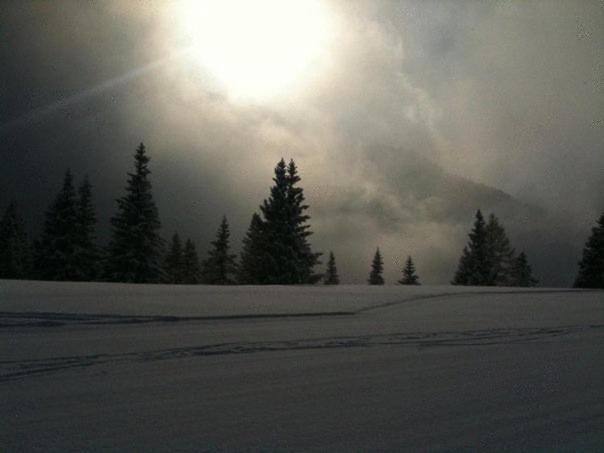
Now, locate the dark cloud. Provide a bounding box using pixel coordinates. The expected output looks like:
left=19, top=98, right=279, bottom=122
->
left=1, top=0, right=602, bottom=285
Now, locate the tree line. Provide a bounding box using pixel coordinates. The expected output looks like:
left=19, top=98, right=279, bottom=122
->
left=1, top=143, right=602, bottom=288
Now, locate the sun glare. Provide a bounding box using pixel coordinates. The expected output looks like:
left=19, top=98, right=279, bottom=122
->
left=178, top=0, right=332, bottom=101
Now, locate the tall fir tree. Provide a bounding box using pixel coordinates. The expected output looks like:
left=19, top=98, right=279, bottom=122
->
left=323, top=251, right=340, bottom=285
left=484, top=214, right=515, bottom=286
left=399, top=256, right=420, bottom=285
left=182, top=238, right=201, bottom=284
left=510, top=251, right=538, bottom=287
left=0, top=201, right=31, bottom=279
left=259, top=158, right=321, bottom=284
left=368, top=248, right=385, bottom=285
left=73, top=176, right=99, bottom=281
left=163, top=233, right=184, bottom=284
left=237, top=213, right=267, bottom=284
left=105, top=143, right=164, bottom=283
left=34, top=170, right=80, bottom=280
left=452, top=209, right=489, bottom=285
left=202, top=216, right=238, bottom=284
left=574, top=212, right=604, bottom=288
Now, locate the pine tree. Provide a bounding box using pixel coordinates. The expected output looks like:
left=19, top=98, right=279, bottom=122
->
left=510, top=251, right=538, bottom=287
left=323, top=251, right=340, bottom=285
left=574, top=212, right=604, bottom=288
left=182, top=238, right=201, bottom=284
left=34, top=170, right=80, bottom=280
left=237, top=213, right=267, bottom=284
left=202, top=216, right=238, bottom=284
left=452, top=209, right=489, bottom=285
left=259, top=158, right=321, bottom=284
left=73, top=176, right=99, bottom=281
left=399, top=256, right=420, bottom=285
left=163, top=233, right=184, bottom=284
left=368, top=248, right=384, bottom=285
left=485, top=214, right=515, bottom=286
left=105, top=143, right=164, bottom=283
left=0, top=201, right=31, bottom=279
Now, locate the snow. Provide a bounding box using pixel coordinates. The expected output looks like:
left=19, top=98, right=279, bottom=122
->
left=1, top=280, right=603, bottom=451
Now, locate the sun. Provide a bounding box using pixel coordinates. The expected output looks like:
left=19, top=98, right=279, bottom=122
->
left=178, top=0, right=332, bottom=101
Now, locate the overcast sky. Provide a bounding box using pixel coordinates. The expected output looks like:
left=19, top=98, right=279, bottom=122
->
left=1, top=0, right=602, bottom=285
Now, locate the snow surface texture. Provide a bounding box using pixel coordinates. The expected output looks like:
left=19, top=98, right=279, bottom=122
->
left=1, top=280, right=603, bottom=451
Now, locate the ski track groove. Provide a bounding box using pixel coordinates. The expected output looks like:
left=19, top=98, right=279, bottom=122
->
left=1, top=324, right=602, bottom=383
left=1, top=288, right=599, bottom=328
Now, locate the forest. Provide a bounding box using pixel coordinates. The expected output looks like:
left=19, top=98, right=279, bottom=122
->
left=1, top=143, right=602, bottom=288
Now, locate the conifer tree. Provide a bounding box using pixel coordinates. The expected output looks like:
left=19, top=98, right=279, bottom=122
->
left=452, top=209, right=489, bottom=285
left=399, top=256, right=420, bottom=285
left=259, top=158, right=321, bottom=284
left=237, top=213, right=267, bottom=284
left=163, top=233, right=184, bottom=284
left=182, top=238, right=201, bottom=284
left=323, top=251, right=340, bottom=285
left=202, top=216, right=237, bottom=284
left=485, top=214, right=515, bottom=286
left=73, top=176, right=99, bottom=281
left=105, top=143, right=164, bottom=283
left=0, top=201, right=31, bottom=279
left=34, top=170, right=80, bottom=280
left=510, top=251, right=538, bottom=287
left=574, top=212, right=604, bottom=288
left=368, top=248, right=385, bottom=285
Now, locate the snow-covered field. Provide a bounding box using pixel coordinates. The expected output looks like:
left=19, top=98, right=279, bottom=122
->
left=2, top=280, right=603, bottom=451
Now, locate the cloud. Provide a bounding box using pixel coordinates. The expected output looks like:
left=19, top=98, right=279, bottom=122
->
left=1, top=0, right=602, bottom=285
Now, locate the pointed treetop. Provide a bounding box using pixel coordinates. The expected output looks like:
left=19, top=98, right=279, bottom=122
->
left=368, top=247, right=385, bottom=285
left=399, top=255, right=420, bottom=285
left=324, top=251, right=340, bottom=285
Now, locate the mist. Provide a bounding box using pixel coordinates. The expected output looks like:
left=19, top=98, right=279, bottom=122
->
left=1, top=0, right=602, bottom=285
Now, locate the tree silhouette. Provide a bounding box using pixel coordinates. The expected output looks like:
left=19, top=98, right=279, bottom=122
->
left=182, top=238, right=201, bottom=284
left=34, top=170, right=80, bottom=280
left=399, top=256, right=420, bottom=285
left=510, top=251, right=538, bottom=287
left=105, top=143, right=164, bottom=283
left=259, top=158, right=321, bottom=284
left=202, top=216, right=237, bottom=284
left=0, top=201, right=31, bottom=279
left=323, top=251, right=340, bottom=285
left=452, top=209, right=489, bottom=285
left=73, top=176, right=99, bottom=281
left=163, top=233, right=184, bottom=284
left=368, top=248, right=384, bottom=285
left=238, top=213, right=267, bottom=284
left=574, top=212, right=604, bottom=288
left=485, top=214, right=515, bottom=285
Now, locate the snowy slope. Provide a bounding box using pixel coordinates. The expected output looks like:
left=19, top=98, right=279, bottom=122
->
left=1, top=280, right=603, bottom=451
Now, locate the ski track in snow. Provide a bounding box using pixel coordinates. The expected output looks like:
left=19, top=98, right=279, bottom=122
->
left=0, top=288, right=597, bottom=328
left=2, top=323, right=602, bottom=382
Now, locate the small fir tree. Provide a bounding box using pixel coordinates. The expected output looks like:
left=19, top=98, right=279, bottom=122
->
left=574, top=212, right=604, bottom=288
left=105, top=143, right=164, bottom=283
left=510, top=251, right=538, bottom=287
left=323, top=251, right=340, bottom=285
left=0, top=201, right=31, bottom=279
left=202, top=216, right=238, bottom=284
left=34, top=170, right=80, bottom=280
left=237, top=213, right=267, bottom=284
left=452, top=209, right=489, bottom=285
left=182, top=239, right=201, bottom=284
left=163, top=233, right=184, bottom=284
left=73, top=176, right=99, bottom=280
left=368, top=248, right=385, bottom=285
left=399, top=256, right=420, bottom=285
